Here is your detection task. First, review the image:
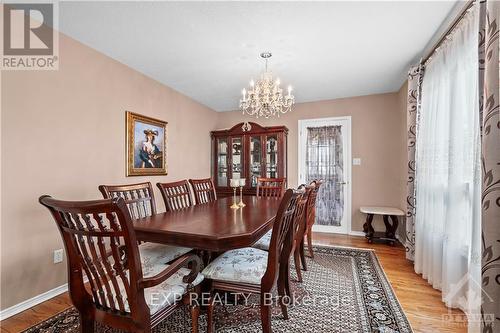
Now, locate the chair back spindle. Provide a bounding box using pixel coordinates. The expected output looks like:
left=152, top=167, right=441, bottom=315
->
left=256, top=178, right=286, bottom=198
left=157, top=180, right=193, bottom=212
left=98, top=182, right=156, bottom=220
left=189, top=178, right=217, bottom=205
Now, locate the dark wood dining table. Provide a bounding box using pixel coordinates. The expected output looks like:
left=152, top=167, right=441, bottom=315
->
left=133, top=196, right=281, bottom=252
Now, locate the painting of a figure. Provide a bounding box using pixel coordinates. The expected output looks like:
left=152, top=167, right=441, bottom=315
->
left=126, top=111, right=167, bottom=176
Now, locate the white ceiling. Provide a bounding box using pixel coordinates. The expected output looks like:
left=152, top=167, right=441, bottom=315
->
left=58, top=1, right=457, bottom=111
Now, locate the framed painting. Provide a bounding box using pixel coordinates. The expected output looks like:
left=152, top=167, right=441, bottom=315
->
left=126, top=111, right=167, bottom=176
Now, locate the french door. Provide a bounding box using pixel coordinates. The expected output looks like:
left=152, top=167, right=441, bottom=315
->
left=298, top=117, right=351, bottom=234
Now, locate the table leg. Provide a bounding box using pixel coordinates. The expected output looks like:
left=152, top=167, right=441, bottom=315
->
left=381, top=215, right=399, bottom=246
left=389, top=215, right=399, bottom=241
left=363, top=214, right=374, bottom=243
left=382, top=215, right=392, bottom=237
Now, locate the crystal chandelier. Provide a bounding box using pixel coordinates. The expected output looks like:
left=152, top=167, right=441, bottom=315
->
left=240, top=52, right=294, bottom=118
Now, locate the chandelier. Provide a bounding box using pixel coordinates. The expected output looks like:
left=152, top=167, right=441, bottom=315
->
left=240, top=52, right=295, bottom=118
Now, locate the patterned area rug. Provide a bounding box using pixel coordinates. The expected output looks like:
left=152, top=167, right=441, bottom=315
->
left=23, top=246, right=412, bottom=333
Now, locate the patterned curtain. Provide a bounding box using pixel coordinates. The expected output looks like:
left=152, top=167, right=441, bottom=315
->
left=405, top=65, right=423, bottom=261
left=305, top=126, right=344, bottom=226
left=479, top=1, right=500, bottom=331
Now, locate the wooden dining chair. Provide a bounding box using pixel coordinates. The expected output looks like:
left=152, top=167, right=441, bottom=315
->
left=293, top=184, right=314, bottom=282
left=304, top=180, right=323, bottom=259
left=99, top=182, right=192, bottom=266
left=203, top=189, right=301, bottom=333
left=188, top=178, right=217, bottom=204
left=98, top=182, right=158, bottom=219
left=252, top=186, right=311, bottom=284
left=252, top=177, right=287, bottom=251
left=256, top=177, right=286, bottom=198
left=157, top=180, right=193, bottom=212
left=39, top=195, right=203, bottom=333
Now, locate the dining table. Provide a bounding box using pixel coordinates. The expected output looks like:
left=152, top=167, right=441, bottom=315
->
left=133, top=196, right=282, bottom=252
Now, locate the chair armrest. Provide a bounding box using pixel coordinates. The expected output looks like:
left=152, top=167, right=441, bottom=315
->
left=139, top=253, right=202, bottom=289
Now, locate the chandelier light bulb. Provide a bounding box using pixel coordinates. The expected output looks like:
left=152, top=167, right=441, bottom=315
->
left=250, top=79, right=254, bottom=87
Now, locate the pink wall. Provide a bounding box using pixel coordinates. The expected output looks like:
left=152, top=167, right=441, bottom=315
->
left=216, top=92, right=407, bottom=235
left=1, top=32, right=218, bottom=310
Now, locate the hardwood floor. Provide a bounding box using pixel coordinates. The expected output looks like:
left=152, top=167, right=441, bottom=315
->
left=0, top=234, right=467, bottom=333
left=0, top=293, right=73, bottom=333
left=313, top=233, right=467, bottom=333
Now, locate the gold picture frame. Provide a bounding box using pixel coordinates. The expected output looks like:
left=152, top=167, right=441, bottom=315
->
left=126, top=111, right=168, bottom=176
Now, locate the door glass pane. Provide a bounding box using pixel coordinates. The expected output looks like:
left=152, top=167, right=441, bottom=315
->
left=250, top=136, right=262, bottom=187
left=305, top=126, right=344, bottom=226
left=266, top=135, right=278, bottom=178
left=217, top=138, right=228, bottom=187
left=231, top=137, right=243, bottom=179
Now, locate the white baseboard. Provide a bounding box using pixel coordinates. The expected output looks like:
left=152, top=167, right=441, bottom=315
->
left=0, top=276, right=86, bottom=321
left=0, top=283, right=69, bottom=321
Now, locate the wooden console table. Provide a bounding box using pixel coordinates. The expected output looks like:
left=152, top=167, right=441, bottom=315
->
left=360, top=206, right=404, bottom=245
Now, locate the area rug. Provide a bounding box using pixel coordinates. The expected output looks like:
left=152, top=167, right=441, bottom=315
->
left=23, top=246, right=412, bottom=333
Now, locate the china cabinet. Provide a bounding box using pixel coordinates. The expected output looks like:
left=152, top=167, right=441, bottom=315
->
left=211, top=122, right=288, bottom=197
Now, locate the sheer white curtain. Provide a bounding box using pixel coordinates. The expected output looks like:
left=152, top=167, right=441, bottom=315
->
left=414, top=4, right=481, bottom=329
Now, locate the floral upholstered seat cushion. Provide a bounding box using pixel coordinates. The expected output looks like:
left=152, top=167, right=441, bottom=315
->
left=252, top=230, right=272, bottom=251
left=142, top=260, right=204, bottom=315
left=139, top=242, right=192, bottom=267
left=118, top=257, right=204, bottom=315
left=202, top=247, right=268, bottom=285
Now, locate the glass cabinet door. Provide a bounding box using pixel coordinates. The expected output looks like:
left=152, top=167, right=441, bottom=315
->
left=231, top=137, right=243, bottom=180
left=249, top=136, right=262, bottom=187
left=266, top=135, right=279, bottom=178
left=216, top=138, right=228, bottom=187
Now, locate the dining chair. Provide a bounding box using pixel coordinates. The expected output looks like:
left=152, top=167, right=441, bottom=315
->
left=252, top=177, right=287, bottom=250
left=305, top=180, right=323, bottom=259
left=293, top=184, right=314, bottom=282
left=39, top=195, right=203, bottom=333
left=99, top=182, right=192, bottom=266
left=202, top=189, right=301, bottom=333
left=256, top=177, right=286, bottom=198
left=253, top=185, right=312, bottom=284
left=157, top=180, right=193, bottom=212
left=98, top=182, right=159, bottom=219
left=188, top=178, right=217, bottom=204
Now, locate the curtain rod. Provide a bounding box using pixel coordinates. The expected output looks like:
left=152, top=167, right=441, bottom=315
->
left=422, top=0, right=476, bottom=65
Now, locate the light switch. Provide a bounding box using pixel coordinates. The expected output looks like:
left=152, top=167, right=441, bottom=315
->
left=353, top=158, right=361, bottom=166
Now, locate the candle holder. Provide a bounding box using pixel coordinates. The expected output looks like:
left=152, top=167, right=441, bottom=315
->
left=238, top=178, right=246, bottom=207
left=230, top=179, right=240, bottom=209
left=231, top=188, right=240, bottom=209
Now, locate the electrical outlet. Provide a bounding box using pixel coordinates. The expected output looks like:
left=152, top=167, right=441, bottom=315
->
left=353, top=158, right=361, bottom=166
left=53, top=249, right=64, bottom=264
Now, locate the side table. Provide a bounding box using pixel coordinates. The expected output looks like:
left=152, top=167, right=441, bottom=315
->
left=360, top=206, right=404, bottom=245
